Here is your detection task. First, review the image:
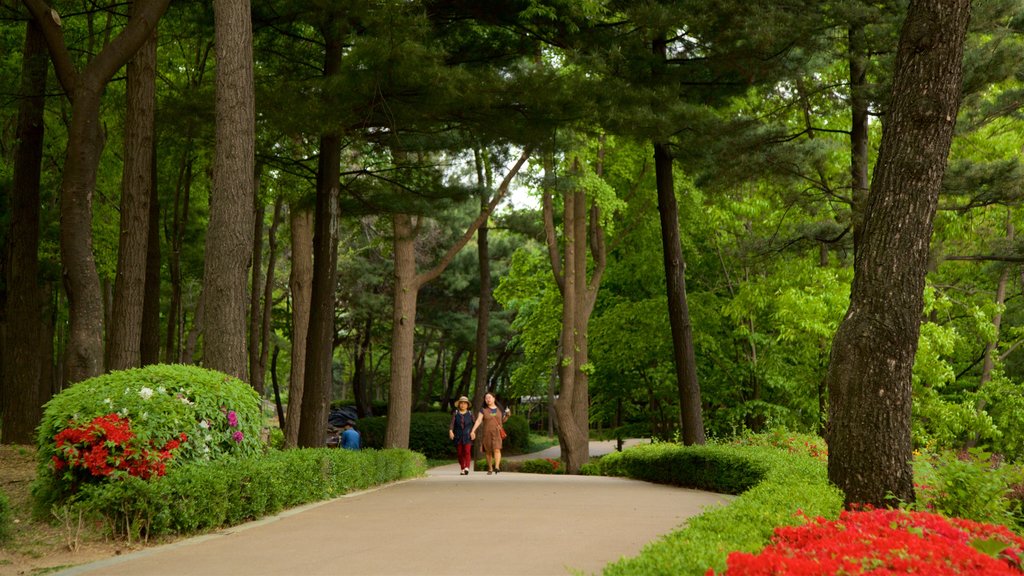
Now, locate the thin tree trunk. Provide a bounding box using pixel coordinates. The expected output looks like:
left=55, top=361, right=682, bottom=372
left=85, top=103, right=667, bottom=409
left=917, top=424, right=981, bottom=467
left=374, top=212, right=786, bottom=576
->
left=285, top=205, right=314, bottom=447
left=849, top=19, right=871, bottom=255
left=109, top=19, right=157, bottom=370
left=2, top=18, right=48, bottom=444
left=295, top=20, right=342, bottom=448
left=257, top=198, right=283, bottom=397
left=826, top=0, right=970, bottom=508
left=473, top=148, right=492, bottom=409
left=141, top=141, right=162, bottom=366
left=203, top=0, right=256, bottom=380
left=352, top=316, right=373, bottom=418
left=249, top=196, right=266, bottom=392
left=653, top=141, right=705, bottom=445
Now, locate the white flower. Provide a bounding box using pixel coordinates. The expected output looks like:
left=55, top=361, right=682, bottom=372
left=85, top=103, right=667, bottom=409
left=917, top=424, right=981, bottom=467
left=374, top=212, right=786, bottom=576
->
left=139, top=387, right=154, bottom=400
left=157, top=387, right=166, bottom=394
left=103, top=398, right=112, bottom=405
left=199, top=420, right=210, bottom=429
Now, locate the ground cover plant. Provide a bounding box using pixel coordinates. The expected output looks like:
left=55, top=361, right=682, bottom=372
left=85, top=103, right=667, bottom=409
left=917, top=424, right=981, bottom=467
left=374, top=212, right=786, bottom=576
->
left=712, top=508, right=1024, bottom=575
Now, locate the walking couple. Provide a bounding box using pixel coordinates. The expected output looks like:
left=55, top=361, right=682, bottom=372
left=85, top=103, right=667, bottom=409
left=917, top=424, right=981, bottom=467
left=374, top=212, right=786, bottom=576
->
left=449, top=392, right=509, bottom=475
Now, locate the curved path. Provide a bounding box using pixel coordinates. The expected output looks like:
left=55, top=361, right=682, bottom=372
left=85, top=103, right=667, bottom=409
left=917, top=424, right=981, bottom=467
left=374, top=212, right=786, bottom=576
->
left=59, top=441, right=727, bottom=576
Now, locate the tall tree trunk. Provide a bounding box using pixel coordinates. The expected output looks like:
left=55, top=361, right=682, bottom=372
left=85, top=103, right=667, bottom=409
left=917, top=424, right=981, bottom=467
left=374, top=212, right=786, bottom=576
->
left=285, top=205, right=314, bottom=447
left=109, top=20, right=157, bottom=371
left=385, top=213, right=420, bottom=448
left=256, top=198, right=283, bottom=397
left=383, top=149, right=531, bottom=449
left=141, top=141, right=162, bottom=366
left=166, top=153, right=193, bottom=362
left=473, top=148, right=492, bottom=412
left=653, top=142, right=706, bottom=445
left=980, top=217, right=1013, bottom=387
left=24, top=0, right=172, bottom=384
left=203, top=0, right=256, bottom=380
left=295, top=21, right=342, bottom=448
left=826, top=0, right=970, bottom=508
left=249, top=196, right=266, bottom=392
left=544, top=151, right=606, bottom=474
left=2, top=18, right=48, bottom=444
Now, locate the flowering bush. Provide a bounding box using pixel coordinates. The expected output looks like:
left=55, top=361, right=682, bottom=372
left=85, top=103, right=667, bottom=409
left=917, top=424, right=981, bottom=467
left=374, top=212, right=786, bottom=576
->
left=52, top=413, right=187, bottom=484
left=712, top=508, right=1024, bottom=575
left=34, top=365, right=263, bottom=511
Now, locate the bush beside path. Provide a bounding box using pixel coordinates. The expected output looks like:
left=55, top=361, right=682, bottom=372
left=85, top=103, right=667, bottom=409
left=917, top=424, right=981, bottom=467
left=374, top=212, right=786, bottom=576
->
left=58, top=441, right=728, bottom=576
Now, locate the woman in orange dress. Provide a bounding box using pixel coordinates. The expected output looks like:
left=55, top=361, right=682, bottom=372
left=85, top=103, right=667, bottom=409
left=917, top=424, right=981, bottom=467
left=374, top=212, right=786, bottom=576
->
left=470, top=392, right=509, bottom=474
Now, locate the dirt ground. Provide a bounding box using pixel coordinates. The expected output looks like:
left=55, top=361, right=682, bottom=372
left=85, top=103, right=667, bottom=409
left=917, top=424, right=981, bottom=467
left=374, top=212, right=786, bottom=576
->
left=0, top=445, right=161, bottom=576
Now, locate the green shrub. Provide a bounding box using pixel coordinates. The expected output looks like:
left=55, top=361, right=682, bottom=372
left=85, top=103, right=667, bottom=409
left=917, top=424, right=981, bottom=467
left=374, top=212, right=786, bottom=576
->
left=0, top=489, right=11, bottom=542
left=34, top=364, right=263, bottom=511
left=359, top=413, right=529, bottom=458
left=914, top=449, right=1023, bottom=529
left=519, top=458, right=564, bottom=474
left=601, top=439, right=843, bottom=575
left=72, top=447, right=426, bottom=539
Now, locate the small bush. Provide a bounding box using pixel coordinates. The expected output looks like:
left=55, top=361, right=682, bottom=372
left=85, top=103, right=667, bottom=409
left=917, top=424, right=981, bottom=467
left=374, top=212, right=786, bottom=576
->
left=601, top=437, right=843, bottom=575
left=359, top=413, right=529, bottom=458
left=72, top=447, right=426, bottom=539
left=0, top=489, right=12, bottom=542
left=519, top=458, right=564, bottom=474
left=914, top=449, right=1023, bottom=529
left=34, top=365, right=263, bottom=512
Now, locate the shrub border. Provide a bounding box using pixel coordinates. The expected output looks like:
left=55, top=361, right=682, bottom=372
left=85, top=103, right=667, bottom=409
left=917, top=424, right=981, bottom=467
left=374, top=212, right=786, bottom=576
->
left=599, top=442, right=843, bottom=575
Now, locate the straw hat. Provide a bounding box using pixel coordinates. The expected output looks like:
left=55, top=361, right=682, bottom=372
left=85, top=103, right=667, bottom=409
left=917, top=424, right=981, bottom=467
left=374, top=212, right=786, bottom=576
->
left=456, top=396, right=470, bottom=407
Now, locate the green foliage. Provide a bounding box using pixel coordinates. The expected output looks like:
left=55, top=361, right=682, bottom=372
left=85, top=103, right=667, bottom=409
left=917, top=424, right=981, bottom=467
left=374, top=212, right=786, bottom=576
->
left=34, top=365, right=263, bottom=510
left=519, top=458, right=564, bottom=474
left=913, top=449, right=1023, bottom=530
left=0, top=488, right=11, bottom=543
left=70, top=448, right=424, bottom=539
left=359, top=413, right=529, bottom=457
left=600, top=436, right=843, bottom=575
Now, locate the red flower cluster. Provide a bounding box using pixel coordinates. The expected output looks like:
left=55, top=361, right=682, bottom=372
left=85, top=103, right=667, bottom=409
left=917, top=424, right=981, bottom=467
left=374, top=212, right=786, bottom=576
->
left=711, top=509, right=1024, bottom=575
left=53, top=413, right=188, bottom=482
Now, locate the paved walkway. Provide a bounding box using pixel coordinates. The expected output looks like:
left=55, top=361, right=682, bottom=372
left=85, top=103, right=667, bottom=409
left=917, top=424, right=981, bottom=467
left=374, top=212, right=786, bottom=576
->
left=59, top=441, right=728, bottom=576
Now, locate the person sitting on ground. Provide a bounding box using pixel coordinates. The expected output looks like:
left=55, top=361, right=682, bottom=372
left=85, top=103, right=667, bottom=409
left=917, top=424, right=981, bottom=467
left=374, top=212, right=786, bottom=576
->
left=340, top=421, right=361, bottom=450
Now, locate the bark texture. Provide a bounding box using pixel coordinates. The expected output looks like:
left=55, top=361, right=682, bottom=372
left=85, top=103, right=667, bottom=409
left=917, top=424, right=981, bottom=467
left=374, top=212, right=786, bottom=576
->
left=653, top=142, right=705, bottom=445
left=109, top=21, right=157, bottom=370
left=2, top=19, right=48, bottom=444
left=285, top=205, right=314, bottom=447
left=826, top=0, right=971, bottom=508
left=203, top=0, right=256, bottom=380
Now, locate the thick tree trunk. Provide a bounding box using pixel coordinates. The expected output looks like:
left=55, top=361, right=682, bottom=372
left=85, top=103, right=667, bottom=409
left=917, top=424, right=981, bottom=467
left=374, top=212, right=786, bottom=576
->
left=285, top=205, right=314, bottom=447
left=24, top=0, right=172, bottom=385
left=826, top=0, right=970, bottom=508
left=2, top=19, right=48, bottom=444
left=109, top=22, right=157, bottom=371
left=203, top=0, right=256, bottom=381
left=295, top=22, right=342, bottom=448
left=653, top=142, right=705, bottom=445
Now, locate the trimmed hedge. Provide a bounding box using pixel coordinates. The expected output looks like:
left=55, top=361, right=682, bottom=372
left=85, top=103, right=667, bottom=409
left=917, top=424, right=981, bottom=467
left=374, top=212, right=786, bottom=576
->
left=600, top=441, right=843, bottom=575
left=73, top=447, right=426, bottom=539
left=359, top=413, right=529, bottom=458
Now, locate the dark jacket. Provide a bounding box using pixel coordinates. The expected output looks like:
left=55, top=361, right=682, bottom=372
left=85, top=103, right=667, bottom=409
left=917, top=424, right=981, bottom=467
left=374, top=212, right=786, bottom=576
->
left=450, top=410, right=474, bottom=445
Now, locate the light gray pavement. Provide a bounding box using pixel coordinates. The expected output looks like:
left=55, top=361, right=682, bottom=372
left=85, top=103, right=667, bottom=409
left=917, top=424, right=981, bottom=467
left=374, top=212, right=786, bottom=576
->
left=59, top=440, right=729, bottom=576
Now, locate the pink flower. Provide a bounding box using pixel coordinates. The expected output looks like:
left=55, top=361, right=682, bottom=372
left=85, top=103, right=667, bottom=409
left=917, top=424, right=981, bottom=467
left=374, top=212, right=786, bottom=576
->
left=232, top=430, right=244, bottom=443
left=227, top=410, right=239, bottom=427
